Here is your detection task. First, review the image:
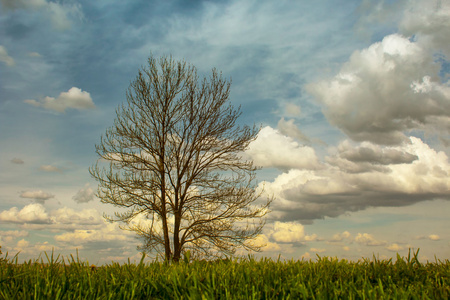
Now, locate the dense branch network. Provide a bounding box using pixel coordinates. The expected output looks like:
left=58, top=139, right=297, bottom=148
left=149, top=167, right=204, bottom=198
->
left=90, top=55, right=271, bottom=262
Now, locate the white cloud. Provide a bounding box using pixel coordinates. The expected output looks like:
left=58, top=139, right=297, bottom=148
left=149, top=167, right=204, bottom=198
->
left=330, top=231, right=351, bottom=242
left=307, top=34, right=449, bottom=145
left=0, top=204, right=50, bottom=224
left=355, top=233, right=386, bottom=246
left=0, top=45, right=15, bottom=66
left=246, top=126, right=320, bottom=170
left=54, top=223, right=129, bottom=244
left=72, top=184, right=95, bottom=203
left=0, top=204, right=103, bottom=231
left=386, top=243, right=404, bottom=252
left=25, top=87, right=95, bottom=113
left=49, top=207, right=102, bottom=226
left=270, top=221, right=305, bottom=243
left=249, top=234, right=281, bottom=252
left=428, top=234, right=440, bottom=241
left=304, top=234, right=318, bottom=242
left=16, top=239, right=29, bottom=249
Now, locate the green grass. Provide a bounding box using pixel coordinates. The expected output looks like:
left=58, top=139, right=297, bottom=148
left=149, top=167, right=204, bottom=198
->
left=0, top=249, right=448, bottom=299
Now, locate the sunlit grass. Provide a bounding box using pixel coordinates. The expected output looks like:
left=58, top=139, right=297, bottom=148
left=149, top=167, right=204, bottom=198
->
left=0, top=248, right=449, bottom=299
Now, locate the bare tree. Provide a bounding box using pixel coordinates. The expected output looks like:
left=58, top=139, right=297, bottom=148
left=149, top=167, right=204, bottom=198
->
left=90, top=55, right=271, bottom=262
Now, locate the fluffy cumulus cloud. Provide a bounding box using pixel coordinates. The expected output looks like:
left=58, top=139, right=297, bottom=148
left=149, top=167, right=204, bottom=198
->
left=354, top=233, right=386, bottom=246
left=399, top=0, right=450, bottom=56
left=307, top=33, right=449, bottom=145
left=249, top=234, right=281, bottom=252
left=0, top=45, right=15, bottom=66
left=270, top=221, right=305, bottom=243
left=25, top=87, right=95, bottom=113
left=245, top=126, right=320, bottom=170
left=248, top=221, right=318, bottom=253
left=72, top=184, right=95, bottom=203
left=386, top=243, right=404, bottom=252
left=0, top=203, right=50, bottom=224
left=329, top=231, right=352, bottom=243
left=264, top=137, right=450, bottom=223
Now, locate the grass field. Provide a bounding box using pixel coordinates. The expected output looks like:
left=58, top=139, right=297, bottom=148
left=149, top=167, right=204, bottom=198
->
left=0, top=248, right=449, bottom=299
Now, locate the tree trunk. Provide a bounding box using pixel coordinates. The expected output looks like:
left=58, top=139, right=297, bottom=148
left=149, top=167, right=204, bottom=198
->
left=172, top=209, right=181, bottom=262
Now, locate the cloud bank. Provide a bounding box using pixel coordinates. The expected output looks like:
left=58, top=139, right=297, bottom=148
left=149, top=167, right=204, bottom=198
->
left=263, top=136, right=449, bottom=223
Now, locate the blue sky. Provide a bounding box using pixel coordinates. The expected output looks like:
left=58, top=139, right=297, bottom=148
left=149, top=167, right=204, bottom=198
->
left=0, top=0, right=449, bottom=264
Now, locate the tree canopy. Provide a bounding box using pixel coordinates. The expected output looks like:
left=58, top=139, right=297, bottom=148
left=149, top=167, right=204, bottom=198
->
left=90, top=55, right=271, bottom=262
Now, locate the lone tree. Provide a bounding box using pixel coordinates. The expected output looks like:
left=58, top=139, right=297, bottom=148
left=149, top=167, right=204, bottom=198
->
left=90, top=55, right=271, bottom=262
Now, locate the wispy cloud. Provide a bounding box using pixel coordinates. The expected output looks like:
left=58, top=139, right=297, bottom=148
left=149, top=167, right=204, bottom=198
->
left=0, top=0, right=83, bottom=30
left=11, top=158, right=24, bottom=164
left=0, top=45, right=15, bottom=66
left=20, top=190, right=54, bottom=204
left=39, top=165, right=62, bottom=172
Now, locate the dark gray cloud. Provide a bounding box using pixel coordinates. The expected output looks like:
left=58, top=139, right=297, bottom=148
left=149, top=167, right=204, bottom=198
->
left=325, top=140, right=418, bottom=173
left=339, top=147, right=418, bottom=165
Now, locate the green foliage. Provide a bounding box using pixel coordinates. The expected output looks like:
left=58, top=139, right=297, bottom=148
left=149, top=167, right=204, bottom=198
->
left=0, top=249, right=448, bottom=299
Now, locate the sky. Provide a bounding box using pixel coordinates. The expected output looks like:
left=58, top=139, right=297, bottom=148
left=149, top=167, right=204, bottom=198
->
left=0, top=0, right=449, bottom=265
